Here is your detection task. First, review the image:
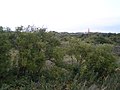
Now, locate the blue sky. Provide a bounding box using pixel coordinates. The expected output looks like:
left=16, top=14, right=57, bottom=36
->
left=0, top=0, right=120, bottom=33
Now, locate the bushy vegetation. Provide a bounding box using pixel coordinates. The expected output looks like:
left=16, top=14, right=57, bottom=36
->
left=0, top=26, right=120, bottom=90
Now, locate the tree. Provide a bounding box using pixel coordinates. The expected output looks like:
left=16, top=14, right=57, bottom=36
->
left=0, top=26, right=3, bottom=32
left=0, top=32, right=12, bottom=86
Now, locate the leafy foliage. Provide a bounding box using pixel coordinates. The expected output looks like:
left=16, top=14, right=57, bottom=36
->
left=0, top=26, right=120, bottom=89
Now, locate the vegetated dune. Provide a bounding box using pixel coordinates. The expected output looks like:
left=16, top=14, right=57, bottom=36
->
left=0, top=26, right=120, bottom=90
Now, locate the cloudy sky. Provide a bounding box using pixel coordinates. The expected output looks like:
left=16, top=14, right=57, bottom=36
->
left=0, top=0, right=120, bottom=33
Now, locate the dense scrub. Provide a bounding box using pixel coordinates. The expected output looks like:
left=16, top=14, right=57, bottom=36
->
left=0, top=26, right=120, bottom=90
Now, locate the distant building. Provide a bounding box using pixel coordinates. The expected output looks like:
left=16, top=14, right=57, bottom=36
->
left=88, top=28, right=90, bottom=33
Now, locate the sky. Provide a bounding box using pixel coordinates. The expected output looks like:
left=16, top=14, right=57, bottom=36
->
left=0, top=0, right=120, bottom=33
